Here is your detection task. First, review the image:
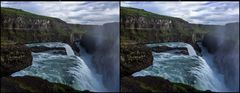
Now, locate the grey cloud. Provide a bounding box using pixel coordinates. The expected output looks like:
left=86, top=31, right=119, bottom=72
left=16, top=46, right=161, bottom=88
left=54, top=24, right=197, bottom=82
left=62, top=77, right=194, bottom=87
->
left=1, top=1, right=119, bottom=25
left=121, top=2, right=239, bottom=25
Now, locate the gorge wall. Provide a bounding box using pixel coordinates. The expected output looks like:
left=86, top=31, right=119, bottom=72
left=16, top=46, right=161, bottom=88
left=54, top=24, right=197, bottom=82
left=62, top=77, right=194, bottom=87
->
left=1, top=7, right=96, bottom=45
left=120, top=7, right=218, bottom=50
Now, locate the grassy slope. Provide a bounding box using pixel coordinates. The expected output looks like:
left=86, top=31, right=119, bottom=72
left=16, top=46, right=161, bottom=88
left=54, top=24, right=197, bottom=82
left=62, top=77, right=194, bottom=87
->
left=1, top=7, right=53, bottom=19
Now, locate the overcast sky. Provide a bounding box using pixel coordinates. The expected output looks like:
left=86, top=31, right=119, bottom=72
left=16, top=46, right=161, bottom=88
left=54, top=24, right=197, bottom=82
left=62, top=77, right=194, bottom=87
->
left=121, top=1, right=239, bottom=25
left=1, top=1, right=119, bottom=25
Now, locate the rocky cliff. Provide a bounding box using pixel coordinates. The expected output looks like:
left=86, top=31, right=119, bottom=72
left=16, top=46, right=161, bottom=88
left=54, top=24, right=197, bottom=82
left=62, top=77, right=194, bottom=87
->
left=1, top=7, right=96, bottom=46
left=121, top=7, right=218, bottom=50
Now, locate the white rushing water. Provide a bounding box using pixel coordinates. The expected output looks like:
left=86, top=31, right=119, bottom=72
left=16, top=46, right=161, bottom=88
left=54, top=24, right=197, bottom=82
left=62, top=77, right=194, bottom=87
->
left=11, top=42, right=106, bottom=92
left=133, top=42, right=228, bottom=92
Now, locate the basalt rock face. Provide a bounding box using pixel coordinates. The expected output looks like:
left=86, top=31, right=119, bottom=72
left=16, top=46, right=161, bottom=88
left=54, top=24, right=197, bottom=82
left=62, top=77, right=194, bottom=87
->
left=121, top=7, right=217, bottom=50
left=120, top=44, right=153, bottom=77
left=1, top=43, right=32, bottom=76
left=203, top=22, right=239, bottom=91
left=1, top=76, right=82, bottom=92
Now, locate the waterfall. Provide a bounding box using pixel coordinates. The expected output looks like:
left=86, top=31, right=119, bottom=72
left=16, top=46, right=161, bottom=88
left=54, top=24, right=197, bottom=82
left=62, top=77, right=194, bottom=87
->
left=11, top=42, right=106, bottom=92
left=185, top=44, right=197, bottom=56
left=64, top=44, right=75, bottom=56
left=133, top=42, right=228, bottom=92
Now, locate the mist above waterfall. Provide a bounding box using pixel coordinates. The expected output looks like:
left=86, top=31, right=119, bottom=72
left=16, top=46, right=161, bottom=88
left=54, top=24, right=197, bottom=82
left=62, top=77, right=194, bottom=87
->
left=203, top=22, right=239, bottom=91
left=80, top=22, right=119, bottom=92
left=215, top=22, right=239, bottom=91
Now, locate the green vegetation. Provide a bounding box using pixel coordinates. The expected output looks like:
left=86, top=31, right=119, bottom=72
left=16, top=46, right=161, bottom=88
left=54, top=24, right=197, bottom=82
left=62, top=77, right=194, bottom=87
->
left=1, top=7, right=52, bottom=19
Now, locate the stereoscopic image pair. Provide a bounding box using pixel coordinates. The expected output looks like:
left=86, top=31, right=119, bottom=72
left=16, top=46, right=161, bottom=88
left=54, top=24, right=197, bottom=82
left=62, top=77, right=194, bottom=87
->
left=1, top=1, right=239, bottom=92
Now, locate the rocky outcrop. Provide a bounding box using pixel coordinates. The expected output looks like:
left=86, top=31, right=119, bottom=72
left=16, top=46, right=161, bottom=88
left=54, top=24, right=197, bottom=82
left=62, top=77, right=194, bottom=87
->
left=1, top=43, right=32, bottom=76
left=120, top=44, right=153, bottom=77
left=121, top=76, right=209, bottom=92
left=1, top=76, right=83, bottom=92
left=203, top=22, right=239, bottom=91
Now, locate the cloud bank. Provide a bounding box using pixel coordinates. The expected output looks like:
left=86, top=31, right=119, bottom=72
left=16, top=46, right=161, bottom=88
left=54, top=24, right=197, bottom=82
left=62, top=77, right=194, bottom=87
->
left=121, top=1, right=239, bottom=25
left=1, top=1, right=119, bottom=25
